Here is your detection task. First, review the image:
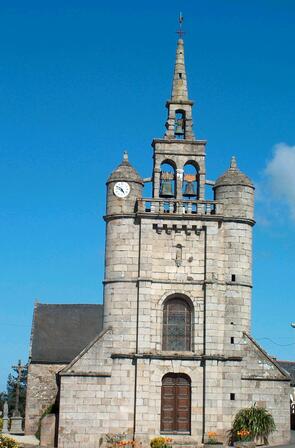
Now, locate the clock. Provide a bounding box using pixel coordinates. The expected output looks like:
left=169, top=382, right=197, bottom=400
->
left=113, top=181, right=130, bottom=198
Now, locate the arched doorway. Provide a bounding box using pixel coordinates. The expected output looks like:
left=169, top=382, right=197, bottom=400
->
left=161, top=373, right=191, bottom=434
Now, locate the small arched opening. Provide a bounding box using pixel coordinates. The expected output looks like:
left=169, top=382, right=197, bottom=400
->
left=174, top=110, right=185, bottom=140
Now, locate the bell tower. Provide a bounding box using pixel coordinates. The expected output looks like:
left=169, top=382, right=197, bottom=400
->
left=152, top=33, right=206, bottom=202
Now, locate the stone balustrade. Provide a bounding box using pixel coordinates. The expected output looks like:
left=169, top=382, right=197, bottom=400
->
left=137, top=198, right=222, bottom=216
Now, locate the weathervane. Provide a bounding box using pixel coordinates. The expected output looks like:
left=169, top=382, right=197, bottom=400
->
left=176, top=12, right=185, bottom=39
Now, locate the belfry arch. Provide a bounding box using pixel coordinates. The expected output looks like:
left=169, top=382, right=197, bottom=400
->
left=159, top=160, right=176, bottom=198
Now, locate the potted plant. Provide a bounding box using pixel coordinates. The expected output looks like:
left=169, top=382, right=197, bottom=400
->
left=228, top=404, right=276, bottom=447
left=204, top=432, right=223, bottom=447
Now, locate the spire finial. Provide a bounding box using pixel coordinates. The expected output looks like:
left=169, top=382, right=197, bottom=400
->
left=230, top=156, right=237, bottom=169
left=176, top=12, right=185, bottom=39
left=123, top=151, right=128, bottom=161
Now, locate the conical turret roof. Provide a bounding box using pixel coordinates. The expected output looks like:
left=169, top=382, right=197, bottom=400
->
left=214, top=156, right=254, bottom=188
left=107, top=152, right=143, bottom=184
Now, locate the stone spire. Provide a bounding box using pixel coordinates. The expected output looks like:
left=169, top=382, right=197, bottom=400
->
left=171, top=38, right=189, bottom=102
left=164, top=31, right=195, bottom=140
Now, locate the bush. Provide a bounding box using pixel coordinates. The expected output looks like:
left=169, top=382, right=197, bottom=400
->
left=150, top=437, right=172, bottom=448
left=104, top=434, right=141, bottom=448
left=0, top=418, right=3, bottom=431
left=228, top=404, right=276, bottom=445
left=105, top=433, right=127, bottom=445
left=0, top=434, right=19, bottom=448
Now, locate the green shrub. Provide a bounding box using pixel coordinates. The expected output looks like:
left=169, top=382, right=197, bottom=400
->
left=0, top=434, right=19, bottom=448
left=105, top=433, right=127, bottom=445
left=150, top=436, right=172, bottom=448
left=0, top=418, right=3, bottom=431
left=228, top=404, right=276, bottom=445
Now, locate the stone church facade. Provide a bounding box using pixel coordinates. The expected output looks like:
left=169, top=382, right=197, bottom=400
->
left=25, top=36, right=290, bottom=447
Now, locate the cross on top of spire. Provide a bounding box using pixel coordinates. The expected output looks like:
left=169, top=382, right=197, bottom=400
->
left=176, top=12, right=185, bottom=39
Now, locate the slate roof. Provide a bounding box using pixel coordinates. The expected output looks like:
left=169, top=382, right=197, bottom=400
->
left=214, top=156, right=254, bottom=188
left=30, top=303, right=104, bottom=364
left=277, top=361, right=295, bottom=386
left=107, top=153, right=143, bottom=184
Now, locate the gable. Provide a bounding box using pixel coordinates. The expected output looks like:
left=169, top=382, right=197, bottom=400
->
left=242, top=333, right=290, bottom=381
left=60, top=327, right=113, bottom=375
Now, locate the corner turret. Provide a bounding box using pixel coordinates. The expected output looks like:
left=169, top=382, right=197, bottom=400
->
left=214, top=156, right=254, bottom=221
left=106, top=151, right=143, bottom=216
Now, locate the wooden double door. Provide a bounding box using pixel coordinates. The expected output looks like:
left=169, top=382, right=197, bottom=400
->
left=161, top=373, right=191, bottom=434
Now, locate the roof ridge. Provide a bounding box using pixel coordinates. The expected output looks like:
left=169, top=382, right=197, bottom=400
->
left=36, top=303, right=103, bottom=306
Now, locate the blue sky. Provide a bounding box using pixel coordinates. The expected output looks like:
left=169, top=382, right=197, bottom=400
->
left=1, top=0, right=295, bottom=390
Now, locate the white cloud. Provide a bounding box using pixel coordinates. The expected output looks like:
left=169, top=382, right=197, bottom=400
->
left=264, top=143, right=295, bottom=220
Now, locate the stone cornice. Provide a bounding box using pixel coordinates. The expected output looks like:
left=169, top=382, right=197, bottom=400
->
left=111, top=352, right=243, bottom=362
left=241, top=376, right=290, bottom=382
left=103, top=213, right=255, bottom=227
left=103, top=278, right=252, bottom=288
left=152, top=138, right=207, bottom=146
left=104, top=213, right=136, bottom=222
left=60, top=371, right=111, bottom=377
left=165, top=100, right=194, bottom=107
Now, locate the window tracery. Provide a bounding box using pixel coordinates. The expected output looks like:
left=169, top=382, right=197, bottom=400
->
left=163, top=297, right=192, bottom=351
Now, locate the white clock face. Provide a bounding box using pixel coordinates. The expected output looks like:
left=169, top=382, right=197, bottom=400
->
left=113, top=181, right=130, bottom=198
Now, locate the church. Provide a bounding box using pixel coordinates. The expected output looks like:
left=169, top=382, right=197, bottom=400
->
left=25, top=32, right=291, bottom=448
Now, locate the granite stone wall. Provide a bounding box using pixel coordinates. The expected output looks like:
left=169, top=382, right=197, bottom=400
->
left=25, top=362, right=66, bottom=435
left=58, top=334, right=290, bottom=448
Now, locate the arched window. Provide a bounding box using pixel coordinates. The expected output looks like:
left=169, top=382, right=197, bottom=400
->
left=163, top=297, right=192, bottom=351
left=160, top=161, right=176, bottom=198
left=183, top=162, right=199, bottom=199
left=161, top=373, right=191, bottom=434
left=174, top=110, right=185, bottom=139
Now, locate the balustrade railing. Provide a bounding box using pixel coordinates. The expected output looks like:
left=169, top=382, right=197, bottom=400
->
left=137, top=198, right=222, bottom=216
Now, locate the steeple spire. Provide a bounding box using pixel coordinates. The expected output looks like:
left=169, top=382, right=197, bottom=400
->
left=164, top=15, right=195, bottom=140
left=171, top=38, right=189, bottom=101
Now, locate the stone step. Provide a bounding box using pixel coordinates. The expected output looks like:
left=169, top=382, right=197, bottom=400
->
left=172, top=444, right=200, bottom=448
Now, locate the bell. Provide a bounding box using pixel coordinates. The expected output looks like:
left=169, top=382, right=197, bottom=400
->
left=175, top=124, right=184, bottom=135
left=160, top=180, right=174, bottom=197
left=183, top=181, right=196, bottom=197
left=175, top=118, right=184, bottom=136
